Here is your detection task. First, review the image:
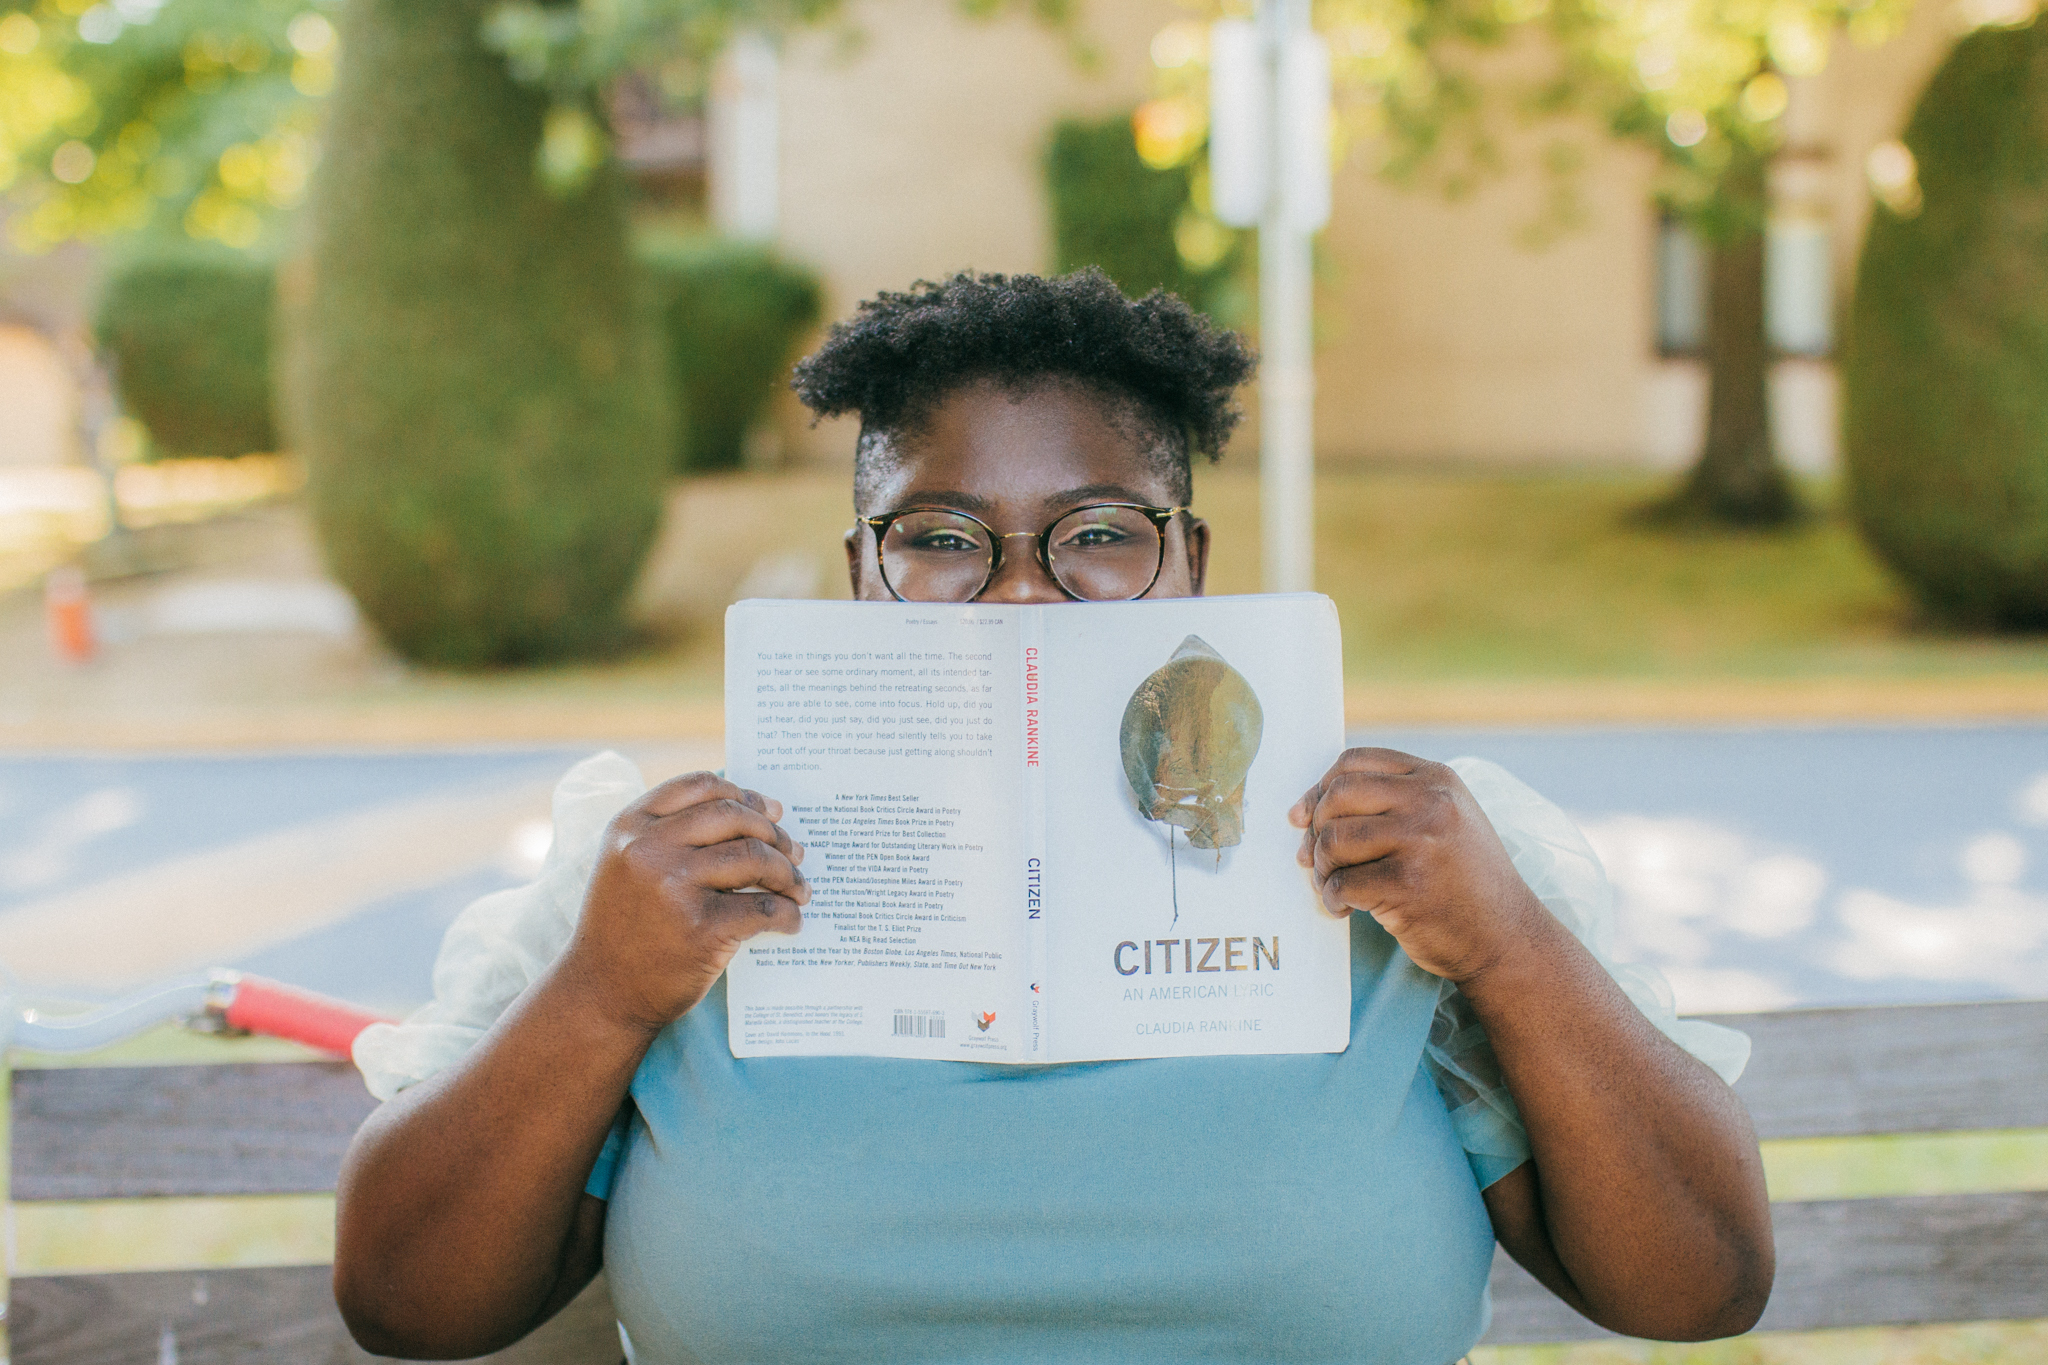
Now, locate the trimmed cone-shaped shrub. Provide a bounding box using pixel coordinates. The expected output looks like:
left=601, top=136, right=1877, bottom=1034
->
left=280, top=0, right=667, bottom=666
left=640, top=237, right=822, bottom=473
left=1844, top=20, right=2048, bottom=627
left=97, top=244, right=277, bottom=458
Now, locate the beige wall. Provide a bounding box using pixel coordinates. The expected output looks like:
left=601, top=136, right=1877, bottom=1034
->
left=1313, top=135, right=1662, bottom=463
left=773, top=0, right=1184, bottom=464
left=0, top=326, right=76, bottom=467
left=768, top=0, right=1965, bottom=470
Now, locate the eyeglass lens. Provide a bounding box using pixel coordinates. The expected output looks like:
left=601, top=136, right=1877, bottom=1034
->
left=878, top=506, right=1167, bottom=603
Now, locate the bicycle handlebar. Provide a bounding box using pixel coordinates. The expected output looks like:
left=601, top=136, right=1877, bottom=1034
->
left=218, top=975, right=388, bottom=1056
left=11, top=970, right=390, bottom=1058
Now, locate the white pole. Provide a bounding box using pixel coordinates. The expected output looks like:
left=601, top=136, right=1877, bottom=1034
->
left=710, top=32, right=779, bottom=241
left=1258, top=0, right=1321, bottom=594
left=1259, top=187, right=1315, bottom=594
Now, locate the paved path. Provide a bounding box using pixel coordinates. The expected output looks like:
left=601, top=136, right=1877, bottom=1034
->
left=1376, top=724, right=2048, bottom=1013
left=2, top=726, right=2044, bottom=1017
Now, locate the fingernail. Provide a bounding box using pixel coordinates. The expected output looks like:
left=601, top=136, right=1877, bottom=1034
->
left=791, top=842, right=806, bottom=864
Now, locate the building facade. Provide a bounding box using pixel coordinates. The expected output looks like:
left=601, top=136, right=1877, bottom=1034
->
left=763, top=0, right=1965, bottom=473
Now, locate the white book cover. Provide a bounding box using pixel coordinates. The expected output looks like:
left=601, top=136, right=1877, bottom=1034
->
left=723, top=594, right=1350, bottom=1063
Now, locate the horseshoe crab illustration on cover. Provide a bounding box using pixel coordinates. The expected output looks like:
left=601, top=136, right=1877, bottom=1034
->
left=1119, top=634, right=1264, bottom=922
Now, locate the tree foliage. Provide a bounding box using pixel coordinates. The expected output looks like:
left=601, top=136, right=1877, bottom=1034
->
left=482, top=0, right=1078, bottom=192
left=1143, top=0, right=1913, bottom=235
left=2, top=0, right=1076, bottom=238
left=96, top=239, right=277, bottom=455
left=1844, top=17, right=2048, bottom=627
left=0, top=0, right=329, bottom=252
left=641, top=233, right=821, bottom=472
left=1136, top=0, right=1921, bottom=526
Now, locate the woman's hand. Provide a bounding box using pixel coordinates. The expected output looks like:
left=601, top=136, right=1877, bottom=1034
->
left=1295, top=747, right=1775, bottom=1340
left=339, top=767, right=808, bottom=1358
left=1288, top=746, right=1545, bottom=985
left=562, top=771, right=810, bottom=1037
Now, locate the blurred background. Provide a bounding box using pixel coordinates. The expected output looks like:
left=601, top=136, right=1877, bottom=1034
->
left=2, top=0, right=2047, bottom=1356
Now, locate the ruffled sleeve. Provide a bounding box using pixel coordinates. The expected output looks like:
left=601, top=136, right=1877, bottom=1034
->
left=1426, top=757, right=1752, bottom=1189
left=353, top=748, right=1750, bottom=1198
left=351, top=751, right=648, bottom=1102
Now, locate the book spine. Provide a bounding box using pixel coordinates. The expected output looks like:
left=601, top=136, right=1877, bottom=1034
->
left=1021, top=606, right=1047, bottom=1061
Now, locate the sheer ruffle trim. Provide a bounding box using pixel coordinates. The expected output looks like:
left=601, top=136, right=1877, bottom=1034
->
left=1426, top=757, right=1752, bottom=1186
left=354, top=750, right=1751, bottom=1152
left=352, top=751, right=648, bottom=1101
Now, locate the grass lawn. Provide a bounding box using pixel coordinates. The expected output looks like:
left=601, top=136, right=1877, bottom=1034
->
left=633, top=463, right=2048, bottom=689
left=1188, top=467, right=2048, bottom=682
left=8, top=463, right=2048, bottom=746
left=1473, top=1319, right=2048, bottom=1365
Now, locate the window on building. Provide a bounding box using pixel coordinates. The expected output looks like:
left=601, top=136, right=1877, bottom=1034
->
left=1654, top=214, right=1834, bottom=358
left=1655, top=217, right=1708, bottom=356
left=1767, top=215, right=1832, bottom=356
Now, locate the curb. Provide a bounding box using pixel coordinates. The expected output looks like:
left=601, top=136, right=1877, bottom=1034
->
left=4, top=677, right=2047, bottom=752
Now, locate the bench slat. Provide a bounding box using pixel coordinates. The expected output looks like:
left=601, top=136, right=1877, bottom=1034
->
left=15, top=1003, right=2044, bottom=1202
left=1484, top=1189, right=2048, bottom=1343
left=10, top=1063, right=376, bottom=1201
left=1700, top=1001, right=2048, bottom=1140
left=21, top=1193, right=2048, bottom=1359
left=9, top=1266, right=621, bottom=1365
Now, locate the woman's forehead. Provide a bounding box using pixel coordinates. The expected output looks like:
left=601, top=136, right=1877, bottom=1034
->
left=865, top=380, right=1176, bottom=512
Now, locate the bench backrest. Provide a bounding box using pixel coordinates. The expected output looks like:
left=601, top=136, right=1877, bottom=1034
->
left=1484, top=999, right=2048, bottom=1343
left=10, top=1000, right=2046, bottom=1361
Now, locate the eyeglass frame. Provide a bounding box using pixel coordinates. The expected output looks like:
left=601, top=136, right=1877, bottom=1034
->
left=855, top=502, right=1193, bottom=604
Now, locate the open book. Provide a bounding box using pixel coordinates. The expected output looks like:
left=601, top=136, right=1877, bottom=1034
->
left=723, top=594, right=1351, bottom=1063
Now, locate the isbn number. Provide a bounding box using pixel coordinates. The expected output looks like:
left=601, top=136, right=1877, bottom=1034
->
left=893, top=1010, right=945, bottom=1039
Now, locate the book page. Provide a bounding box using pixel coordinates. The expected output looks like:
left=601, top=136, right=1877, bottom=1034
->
left=1034, top=595, right=1351, bottom=1061
left=723, top=601, right=1031, bottom=1060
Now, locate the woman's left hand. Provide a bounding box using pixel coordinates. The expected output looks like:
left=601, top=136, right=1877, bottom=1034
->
left=1289, top=746, right=1547, bottom=985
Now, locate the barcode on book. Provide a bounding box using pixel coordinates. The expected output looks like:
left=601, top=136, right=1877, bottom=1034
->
left=893, top=1010, right=946, bottom=1039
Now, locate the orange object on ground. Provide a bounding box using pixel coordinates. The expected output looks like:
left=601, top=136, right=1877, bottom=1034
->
left=219, top=974, right=392, bottom=1057
left=45, top=567, right=94, bottom=663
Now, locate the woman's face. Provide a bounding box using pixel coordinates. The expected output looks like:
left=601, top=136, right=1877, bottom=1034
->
left=845, top=380, right=1210, bottom=604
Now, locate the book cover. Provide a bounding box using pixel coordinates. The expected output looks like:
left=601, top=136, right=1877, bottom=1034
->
left=723, top=594, right=1350, bottom=1062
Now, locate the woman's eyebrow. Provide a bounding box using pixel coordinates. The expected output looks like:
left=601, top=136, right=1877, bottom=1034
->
left=887, top=490, right=997, bottom=516
left=1042, top=483, right=1153, bottom=510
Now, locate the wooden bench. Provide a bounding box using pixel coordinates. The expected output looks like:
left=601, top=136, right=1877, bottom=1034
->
left=10, top=1000, right=2046, bottom=1362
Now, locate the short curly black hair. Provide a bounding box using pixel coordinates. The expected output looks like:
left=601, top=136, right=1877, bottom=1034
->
left=792, top=269, right=1257, bottom=508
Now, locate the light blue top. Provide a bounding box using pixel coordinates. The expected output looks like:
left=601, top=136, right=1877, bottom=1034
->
left=586, top=909, right=1520, bottom=1365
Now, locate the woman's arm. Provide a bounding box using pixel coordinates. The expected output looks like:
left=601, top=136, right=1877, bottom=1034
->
left=1292, top=749, right=1773, bottom=1341
left=334, top=773, right=809, bottom=1359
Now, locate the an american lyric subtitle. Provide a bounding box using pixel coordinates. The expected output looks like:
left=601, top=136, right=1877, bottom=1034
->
left=723, top=594, right=1351, bottom=1063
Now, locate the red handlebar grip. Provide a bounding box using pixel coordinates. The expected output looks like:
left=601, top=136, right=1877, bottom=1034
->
left=222, top=977, right=391, bottom=1056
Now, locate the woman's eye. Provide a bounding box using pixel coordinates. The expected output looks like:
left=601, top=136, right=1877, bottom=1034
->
left=909, top=531, right=983, bottom=553
left=1060, top=524, right=1130, bottom=549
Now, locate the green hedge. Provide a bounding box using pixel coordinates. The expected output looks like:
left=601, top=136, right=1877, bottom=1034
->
left=95, top=245, right=277, bottom=458
left=279, top=0, right=668, bottom=667
left=1844, top=21, right=2048, bottom=627
left=1044, top=113, right=1240, bottom=318
left=640, top=237, right=822, bottom=473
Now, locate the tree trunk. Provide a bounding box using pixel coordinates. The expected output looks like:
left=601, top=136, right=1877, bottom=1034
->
left=1664, top=153, right=1802, bottom=526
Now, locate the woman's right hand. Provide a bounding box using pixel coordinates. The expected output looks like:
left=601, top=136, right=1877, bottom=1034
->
left=562, top=771, right=809, bottom=1037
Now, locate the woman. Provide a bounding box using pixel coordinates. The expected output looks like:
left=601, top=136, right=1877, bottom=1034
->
left=335, top=270, right=1772, bottom=1363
